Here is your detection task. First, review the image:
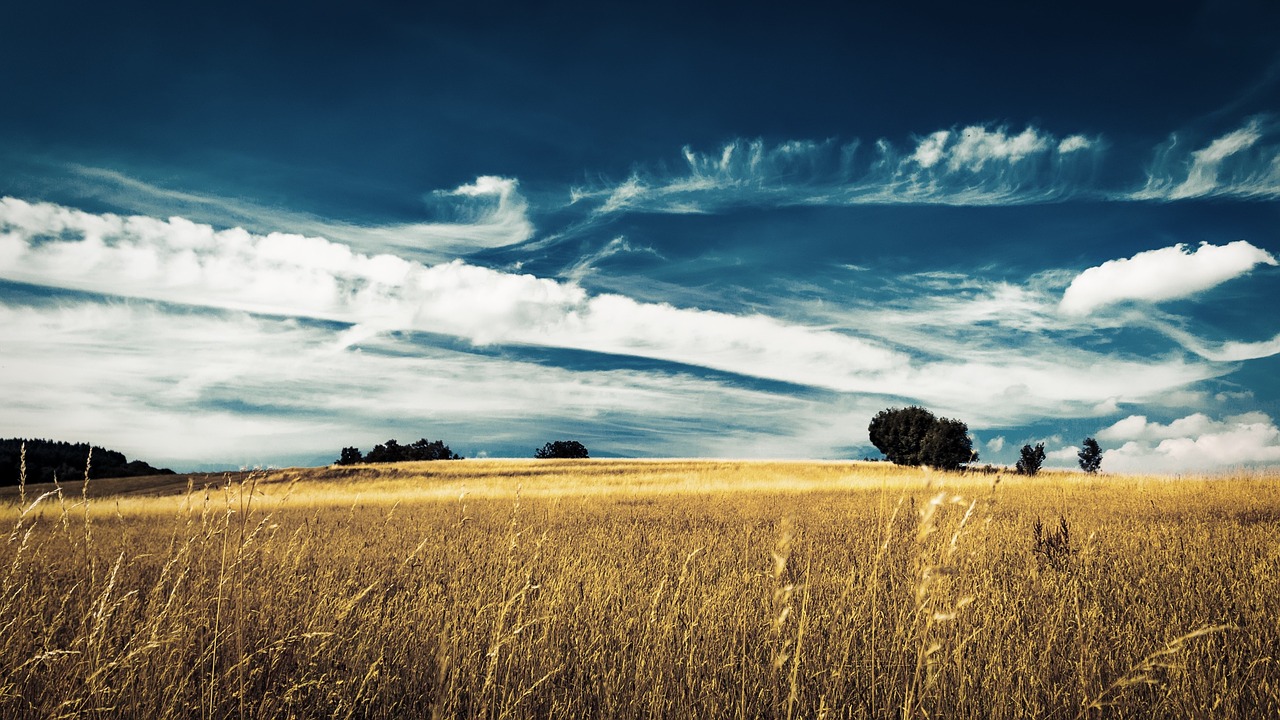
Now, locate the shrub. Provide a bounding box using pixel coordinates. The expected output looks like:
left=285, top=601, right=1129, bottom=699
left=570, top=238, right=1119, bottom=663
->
left=1016, top=443, right=1046, bottom=476
left=535, top=440, right=589, bottom=459
left=1078, top=437, right=1103, bottom=474
left=1032, top=515, right=1076, bottom=570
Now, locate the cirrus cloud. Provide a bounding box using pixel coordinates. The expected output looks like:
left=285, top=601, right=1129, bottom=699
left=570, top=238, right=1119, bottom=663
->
left=571, top=123, right=1103, bottom=214
left=1132, top=118, right=1280, bottom=201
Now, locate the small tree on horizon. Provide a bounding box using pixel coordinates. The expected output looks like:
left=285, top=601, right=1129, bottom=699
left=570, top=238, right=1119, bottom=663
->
left=1078, top=437, right=1103, bottom=474
left=535, top=440, right=589, bottom=459
left=336, top=447, right=363, bottom=465
left=1016, top=443, right=1047, bottom=476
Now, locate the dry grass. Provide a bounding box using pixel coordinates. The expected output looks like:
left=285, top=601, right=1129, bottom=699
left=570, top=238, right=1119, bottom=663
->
left=1, top=459, right=1278, bottom=718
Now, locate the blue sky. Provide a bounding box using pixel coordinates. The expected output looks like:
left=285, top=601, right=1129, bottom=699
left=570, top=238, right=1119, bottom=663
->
left=2, top=0, right=1279, bottom=471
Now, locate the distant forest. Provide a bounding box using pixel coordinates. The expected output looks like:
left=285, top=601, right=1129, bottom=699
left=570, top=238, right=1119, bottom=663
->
left=0, top=439, right=174, bottom=486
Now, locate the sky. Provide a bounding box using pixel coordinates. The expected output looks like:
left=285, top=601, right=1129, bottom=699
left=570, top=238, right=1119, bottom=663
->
left=2, top=0, right=1279, bottom=472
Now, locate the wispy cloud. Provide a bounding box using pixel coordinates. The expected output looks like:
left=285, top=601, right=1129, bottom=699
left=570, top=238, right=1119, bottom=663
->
left=1059, top=241, right=1277, bottom=316
left=0, top=299, right=884, bottom=464
left=1131, top=117, right=1280, bottom=200
left=571, top=124, right=1102, bottom=214
left=0, top=197, right=904, bottom=392
left=563, top=236, right=664, bottom=282
left=568, top=117, right=1280, bottom=217
left=53, top=166, right=535, bottom=259
left=1144, top=321, right=1280, bottom=363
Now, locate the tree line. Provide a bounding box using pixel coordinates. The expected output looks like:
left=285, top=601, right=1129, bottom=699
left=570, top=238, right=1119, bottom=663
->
left=0, top=438, right=174, bottom=487
left=868, top=407, right=1104, bottom=475
left=334, top=438, right=591, bottom=465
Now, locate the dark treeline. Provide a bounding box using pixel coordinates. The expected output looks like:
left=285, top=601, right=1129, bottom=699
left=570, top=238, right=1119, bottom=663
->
left=336, top=438, right=462, bottom=465
left=336, top=438, right=596, bottom=465
left=0, top=438, right=174, bottom=486
left=535, top=440, right=589, bottom=459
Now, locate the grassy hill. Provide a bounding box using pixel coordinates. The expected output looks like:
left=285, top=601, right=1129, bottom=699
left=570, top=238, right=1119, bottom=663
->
left=1, top=459, right=1277, bottom=718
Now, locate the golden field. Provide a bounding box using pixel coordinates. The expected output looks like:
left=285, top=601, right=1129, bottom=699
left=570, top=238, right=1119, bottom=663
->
left=1, top=459, right=1278, bottom=719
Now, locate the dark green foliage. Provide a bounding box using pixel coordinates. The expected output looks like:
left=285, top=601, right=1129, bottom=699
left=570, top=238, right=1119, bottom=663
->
left=1078, top=437, right=1103, bottom=474
left=868, top=407, right=976, bottom=469
left=919, top=417, right=976, bottom=470
left=868, top=406, right=936, bottom=466
left=535, top=440, right=590, bottom=459
left=346, top=438, right=462, bottom=465
left=0, top=438, right=173, bottom=486
left=1016, top=443, right=1046, bottom=476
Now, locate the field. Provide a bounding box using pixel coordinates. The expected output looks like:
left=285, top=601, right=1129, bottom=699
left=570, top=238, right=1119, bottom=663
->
left=1, top=459, right=1278, bottom=719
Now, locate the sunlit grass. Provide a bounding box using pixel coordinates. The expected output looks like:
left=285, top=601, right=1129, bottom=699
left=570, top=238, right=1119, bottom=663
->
left=1, top=460, right=1277, bottom=718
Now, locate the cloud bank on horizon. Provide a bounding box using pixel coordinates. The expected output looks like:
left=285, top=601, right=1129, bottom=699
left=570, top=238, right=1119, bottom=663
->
left=1, top=1, right=1278, bottom=471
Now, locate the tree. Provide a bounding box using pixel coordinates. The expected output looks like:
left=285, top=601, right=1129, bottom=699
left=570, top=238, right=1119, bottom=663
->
left=1016, top=443, right=1046, bottom=476
left=364, top=439, right=405, bottom=464
left=408, top=438, right=462, bottom=461
left=868, top=407, right=976, bottom=470
left=868, top=406, right=937, bottom=466
left=0, top=438, right=173, bottom=486
left=919, top=417, right=976, bottom=470
left=535, top=440, right=589, bottom=459
left=354, top=438, right=461, bottom=464
left=336, top=447, right=363, bottom=466
left=1078, top=437, right=1102, bottom=474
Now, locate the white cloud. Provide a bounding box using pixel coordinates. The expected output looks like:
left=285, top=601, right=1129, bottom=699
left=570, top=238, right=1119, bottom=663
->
left=935, top=126, right=1051, bottom=172
left=1171, top=124, right=1264, bottom=199
left=1057, top=135, right=1093, bottom=154
left=55, top=166, right=535, bottom=260
left=3, top=198, right=1273, bottom=464
left=1099, top=412, right=1280, bottom=473
left=0, top=300, right=889, bottom=465
left=1059, top=241, right=1277, bottom=316
left=3, top=194, right=1233, bottom=429
left=564, top=236, right=664, bottom=282
left=1046, top=445, right=1079, bottom=463
left=572, top=124, right=1102, bottom=213
left=0, top=197, right=907, bottom=395
left=1133, top=119, right=1280, bottom=200
left=1094, top=411, right=1266, bottom=442
left=598, top=176, right=650, bottom=214
left=1146, top=320, right=1280, bottom=362
left=1093, top=397, right=1121, bottom=414
left=912, top=131, right=950, bottom=169
left=986, top=436, right=1005, bottom=453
